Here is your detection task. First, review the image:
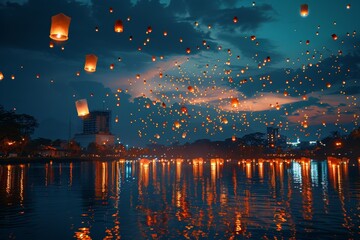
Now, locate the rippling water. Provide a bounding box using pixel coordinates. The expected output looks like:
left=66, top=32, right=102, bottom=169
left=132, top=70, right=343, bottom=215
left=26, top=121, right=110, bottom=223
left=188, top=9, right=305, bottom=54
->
left=0, top=158, right=359, bottom=239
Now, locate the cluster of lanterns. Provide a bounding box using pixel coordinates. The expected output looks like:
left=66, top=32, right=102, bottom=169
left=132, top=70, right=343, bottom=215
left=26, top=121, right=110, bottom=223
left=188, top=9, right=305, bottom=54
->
left=26, top=2, right=353, bottom=144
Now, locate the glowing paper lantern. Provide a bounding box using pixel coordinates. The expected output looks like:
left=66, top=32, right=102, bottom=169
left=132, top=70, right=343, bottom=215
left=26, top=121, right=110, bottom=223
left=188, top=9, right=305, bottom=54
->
left=231, top=98, right=239, bottom=108
left=84, top=54, right=98, bottom=72
left=181, top=106, right=188, bottom=114
left=114, top=20, right=123, bottom=33
left=0, top=72, right=3, bottom=80
left=75, top=99, right=89, bottom=117
left=300, top=4, right=309, bottom=17
left=49, top=13, right=71, bottom=41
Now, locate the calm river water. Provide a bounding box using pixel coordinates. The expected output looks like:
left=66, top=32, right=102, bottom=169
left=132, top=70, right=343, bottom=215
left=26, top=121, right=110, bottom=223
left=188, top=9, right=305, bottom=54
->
left=0, top=158, right=359, bottom=239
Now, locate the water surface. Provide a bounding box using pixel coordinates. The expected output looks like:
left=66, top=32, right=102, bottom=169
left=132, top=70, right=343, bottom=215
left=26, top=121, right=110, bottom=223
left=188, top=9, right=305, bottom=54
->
left=0, top=158, right=359, bottom=239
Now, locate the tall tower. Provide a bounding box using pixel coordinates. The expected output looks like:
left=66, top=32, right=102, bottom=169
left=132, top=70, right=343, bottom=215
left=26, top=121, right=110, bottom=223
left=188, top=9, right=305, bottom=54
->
left=74, top=111, right=114, bottom=148
left=267, top=126, right=279, bottom=148
left=83, top=111, right=111, bottom=134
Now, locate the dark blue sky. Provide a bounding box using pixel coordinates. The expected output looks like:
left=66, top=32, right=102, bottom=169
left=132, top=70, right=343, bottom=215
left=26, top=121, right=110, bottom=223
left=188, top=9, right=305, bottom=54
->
left=0, top=0, right=359, bottom=146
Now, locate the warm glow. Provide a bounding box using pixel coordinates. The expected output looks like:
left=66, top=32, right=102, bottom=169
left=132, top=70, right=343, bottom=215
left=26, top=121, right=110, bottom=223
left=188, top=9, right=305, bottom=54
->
left=49, top=13, right=71, bottom=41
left=75, top=99, right=89, bottom=117
left=300, top=4, right=309, bottom=17
left=84, top=54, right=98, bottom=72
left=114, top=20, right=124, bottom=33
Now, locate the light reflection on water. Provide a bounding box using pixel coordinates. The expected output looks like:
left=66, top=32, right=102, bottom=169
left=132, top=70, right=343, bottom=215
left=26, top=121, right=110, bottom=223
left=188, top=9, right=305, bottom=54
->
left=0, top=158, right=359, bottom=239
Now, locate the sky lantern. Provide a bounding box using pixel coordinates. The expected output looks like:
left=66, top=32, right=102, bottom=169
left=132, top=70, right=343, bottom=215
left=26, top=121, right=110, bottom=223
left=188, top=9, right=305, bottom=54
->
left=233, top=16, right=238, bottom=23
left=49, top=13, right=71, bottom=41
left=231, top=98, right=239, bottom=108
left=0, top=72, right=3, bottom=80
left=49, top=41, right=54, bottom=48
left=187, top=86, right=194, bottom=93
left=174, top=121, right=181, bottom=129
left=232, top=135, right=236, bottom=142
left=75, top=99, right=89, bottom=117
left=331, top=34, right=338, bottom=40
left=181, top=106, right=188, bottom=114
left=222, top=118, right=228, bottom=124
left=114, top=20, right=123, bottom=33
left=186, top=48, right=191, bottom=54
left=110, top=64, right=114, bottom=70
left=147, top=26, right=152, bottom=33
left=300, top=4, right=309, bottom=17
left=84, top=54, right=98, bottom=72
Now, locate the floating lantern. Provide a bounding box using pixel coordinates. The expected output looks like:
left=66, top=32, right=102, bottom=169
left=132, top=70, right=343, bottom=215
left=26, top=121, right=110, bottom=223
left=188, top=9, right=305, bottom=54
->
left=114, top=20, right=123, bottom=33
left=84, top=54, right=98, bottom=72
left=49, top=13, right=71, bottom=41
left=75, top=99, right=89, bottom=117
left=300, top=4, right=309, bottom=17
left=233, top=16, right=238, bottom=23
left=181, top=106, right=188, bottom=114
left=231, top=98, right=239, bottom=107
left=0, top=72, right=3, bottom=80
left=331, top=34, right=338, bottom=40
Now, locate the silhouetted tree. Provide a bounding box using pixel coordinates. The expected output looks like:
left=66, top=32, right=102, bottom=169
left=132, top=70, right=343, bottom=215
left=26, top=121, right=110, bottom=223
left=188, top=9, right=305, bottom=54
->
left=0, top=105, right=38, bottom=155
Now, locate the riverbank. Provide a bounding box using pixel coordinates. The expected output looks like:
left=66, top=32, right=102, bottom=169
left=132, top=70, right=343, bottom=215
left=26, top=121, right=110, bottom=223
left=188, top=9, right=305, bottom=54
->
left=1, top=154, right=359, bottom=165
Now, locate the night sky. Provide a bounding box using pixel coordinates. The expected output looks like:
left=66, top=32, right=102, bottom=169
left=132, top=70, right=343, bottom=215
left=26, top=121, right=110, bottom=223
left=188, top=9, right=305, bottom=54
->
left=0, top=0, right=359, bottom=147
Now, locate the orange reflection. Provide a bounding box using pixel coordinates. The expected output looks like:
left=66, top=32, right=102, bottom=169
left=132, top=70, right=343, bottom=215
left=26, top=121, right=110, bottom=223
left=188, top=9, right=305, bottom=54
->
left=94, top=161, right=108, bottom=200
left=74, top=227, right=91, bottom=240
left=139, top=158, right=150, bottom=188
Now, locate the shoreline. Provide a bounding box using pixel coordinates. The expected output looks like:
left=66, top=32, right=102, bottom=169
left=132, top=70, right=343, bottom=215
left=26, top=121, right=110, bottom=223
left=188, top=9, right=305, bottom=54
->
left=1, top=155, right=358, bottom=165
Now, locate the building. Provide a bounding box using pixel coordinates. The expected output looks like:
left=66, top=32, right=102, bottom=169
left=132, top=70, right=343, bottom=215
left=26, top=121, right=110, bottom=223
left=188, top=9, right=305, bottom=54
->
left=267, top=126, right=287, bottom=149
left=267, top=126, right=279, bottom=148
left=83, top=111, right=110, bottom=134
left=74, top=111, right=115, bottom=148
